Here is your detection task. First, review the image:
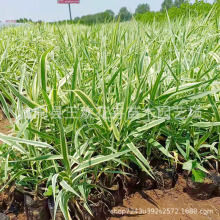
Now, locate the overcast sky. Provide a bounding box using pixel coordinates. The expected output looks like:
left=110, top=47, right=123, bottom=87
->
left=0, top=0, right=215, bottom=22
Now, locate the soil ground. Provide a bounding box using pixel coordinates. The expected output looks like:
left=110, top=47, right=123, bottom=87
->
left=0, top=110, right=11, bottom=144
left=110, top=176, right=220, bottom=220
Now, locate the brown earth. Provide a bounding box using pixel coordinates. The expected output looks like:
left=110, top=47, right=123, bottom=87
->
left=7, top=213, right=27, bottom=220
left=110, top=176, right=220, bottom=220
left=0, top=110, right=11, bottom=144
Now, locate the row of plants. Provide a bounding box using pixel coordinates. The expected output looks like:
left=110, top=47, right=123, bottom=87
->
left=0, top=6, right=220, bottom=219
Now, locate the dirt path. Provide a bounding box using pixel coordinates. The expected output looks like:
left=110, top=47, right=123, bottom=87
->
left=110, top=176, right=220, bottom=220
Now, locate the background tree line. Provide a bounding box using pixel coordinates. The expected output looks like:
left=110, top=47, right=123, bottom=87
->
left=17, top=0, right=220, bottom=24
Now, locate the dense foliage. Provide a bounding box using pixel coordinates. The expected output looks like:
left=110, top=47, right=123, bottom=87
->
left=135, top=3, right=150, bottom=15
left=161, top=0, right=174, bottom=11
left=70, top=1, right=219, bottom=25
left=74, top=10, right=115, bottom=25
left=135, top=1, right=220, bottom=23
left=0, top=3, right=219, bottom=219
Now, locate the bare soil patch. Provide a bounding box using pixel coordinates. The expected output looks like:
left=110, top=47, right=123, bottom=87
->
left=0, top=110, right=11, bottom=144
left=110, top=176, right=220, bottom=220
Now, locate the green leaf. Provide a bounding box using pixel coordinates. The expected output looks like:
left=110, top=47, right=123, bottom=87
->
left=192, top=169, right=206, bottom=183
left=149, top=138, right=174, bottom=158
left=0, top=92, right=11, bottom=120
left=40, top=47, right=54, bottom=92
left=44, top=185, right=59, bottom=197
left=0, top=132, right=53, bottom=150
left=192, top=122, right=220, bottom=127
left=74, top=90, right=109, bottom=130
left=126, top=139, right=153, bottom=172
left=182, top=160, right=196, bottom=171
left=73, top=150, right=131, bottom=173
left=58, top=119, right=71, bottom=174
left=60, top=180, right=81, bottom=198
left=6, top=80, right=39, bottom=109
left=136, top=118, right=165, bottom=133
left=111, top=119, right=120, bottom=141
left=59, top=191, right=72, bottom=220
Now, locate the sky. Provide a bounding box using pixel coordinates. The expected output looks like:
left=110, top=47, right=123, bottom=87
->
left=0, top=0, right=215, bottom=22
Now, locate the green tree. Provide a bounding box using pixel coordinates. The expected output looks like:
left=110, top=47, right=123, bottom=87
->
left=77, top=10, right=114, bottom=25
left=117, top=7, right=132, bottom=21
left=103, top=10, right=115, bottom=21
left=135, top=3, right=150, bottom=14
left=105, top=10, right=114, bottom=18
left=161, top=0, right=173, bottom=11
left=174, top=0, right=188, bottom=8
left=17, top=18, right=31, bottom=23
left=74, top=17, right=80, bottom=23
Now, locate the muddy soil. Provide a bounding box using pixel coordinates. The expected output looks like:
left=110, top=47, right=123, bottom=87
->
left=110, top=176, right=220, bottom=220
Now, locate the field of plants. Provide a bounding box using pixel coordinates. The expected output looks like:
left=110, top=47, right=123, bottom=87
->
left=0, top=4, right=220, bottom=220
